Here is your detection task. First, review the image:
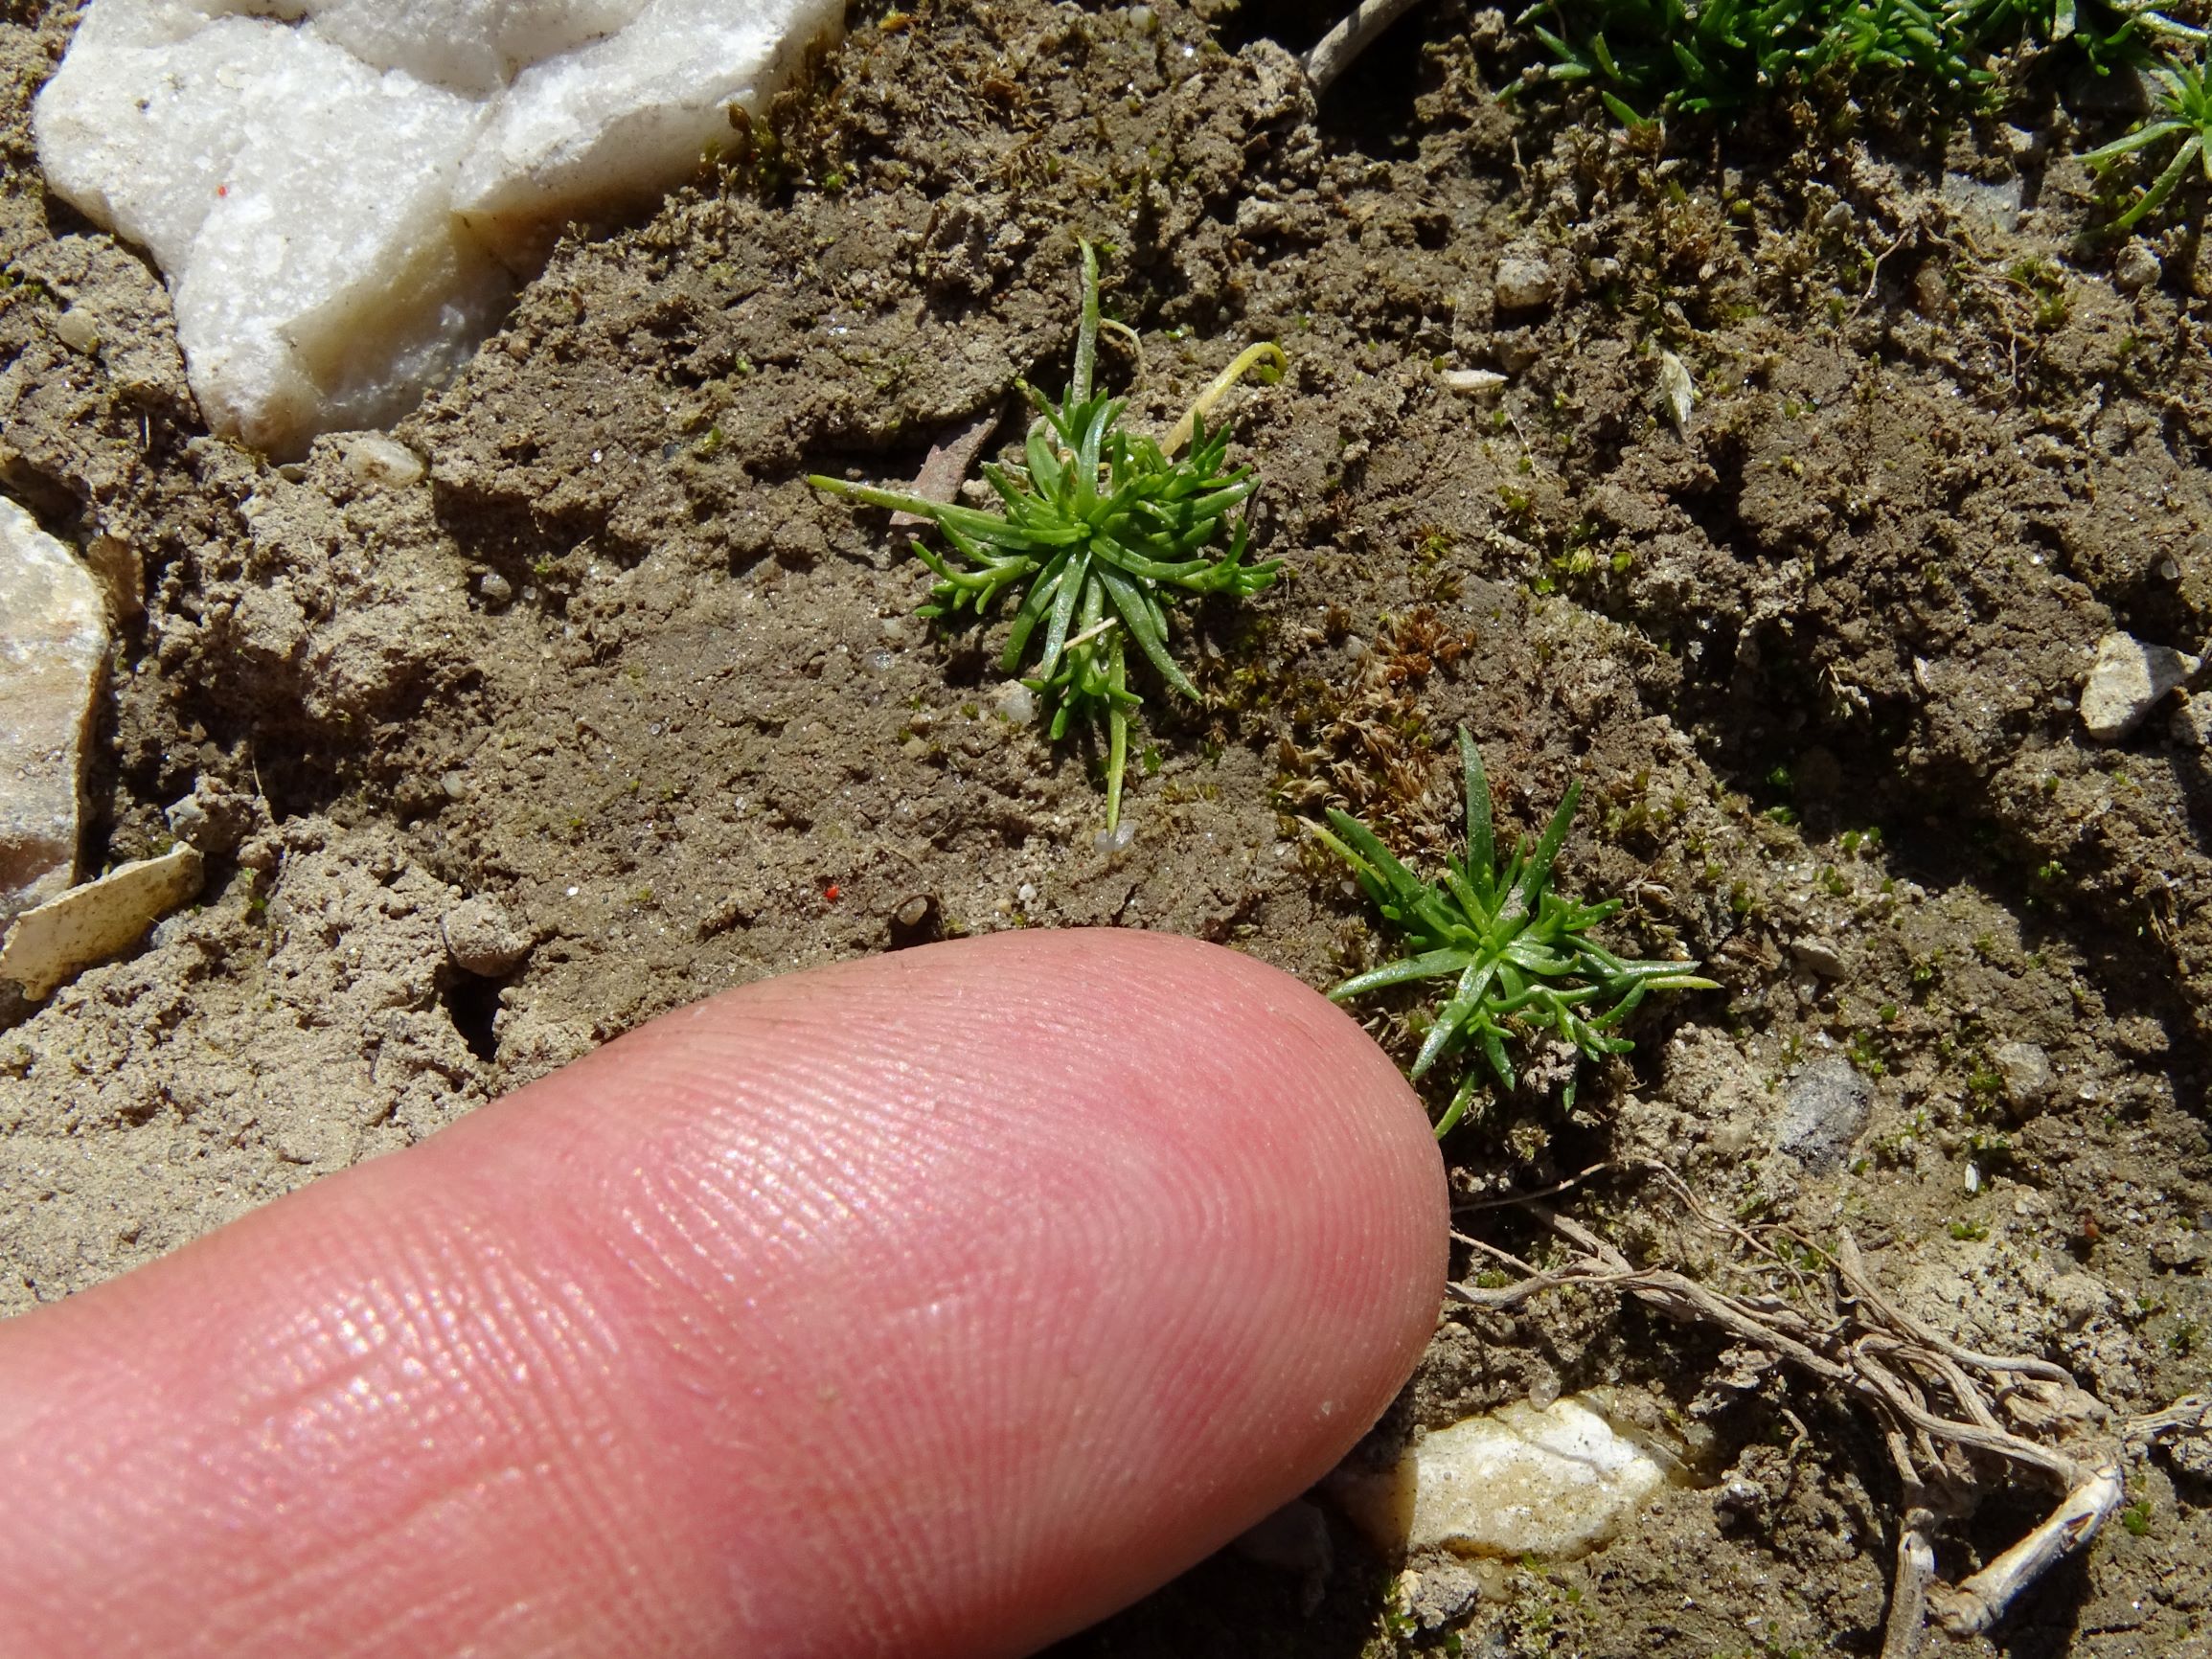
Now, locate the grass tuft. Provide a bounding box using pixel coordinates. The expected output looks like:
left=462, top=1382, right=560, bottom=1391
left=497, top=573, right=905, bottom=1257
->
left=1314, top=731, right=1718, bottom=1138
left=2085, top=53, right=2212, bottom=228
left=810, top=242, right=1283, bottom=830
left=1518, top=0, right=2195, bottom=122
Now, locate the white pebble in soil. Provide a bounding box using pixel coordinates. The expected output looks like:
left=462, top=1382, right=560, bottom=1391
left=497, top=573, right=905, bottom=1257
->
left=2079, top=629, right=2200, bottom=741
left=1330, top=1396, right=1671, bottom=1560
left=1493, top=252, right=1557, bottom=311
left=442, top=894, right=534, bottom=977
left=994, top=679, right=1037, bottom=724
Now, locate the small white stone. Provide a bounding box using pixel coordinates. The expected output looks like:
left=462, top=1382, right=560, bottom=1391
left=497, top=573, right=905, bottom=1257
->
left=0, top=845, right=204, bottom=999
left=343, top=433, right=428, bottom=488
left=1993, top=1039, right=2053, bottom=1110
left=52, top=307, right=101, bottom=354
left=0, top=497, right=106, bottom=931
left=2113, top=239, right=2162, bottom=295
left=1790, top=936, right=1847, bottom=979
left=1494, top=254, right=1556, bottom=311
left=1439, top=367, right=1507, bottom=397
left=2079, top=630, right=2199, bottom=741
left=994, top=679, right=1036, bottom=724
left=1656, top=351, right=1697, bottom=433
left=443, top=893, right=533, bottom=975
left=1331, top=1396, right=1669, bottom=1560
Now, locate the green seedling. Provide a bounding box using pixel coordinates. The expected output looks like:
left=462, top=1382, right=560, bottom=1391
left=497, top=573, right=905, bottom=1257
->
left=1315, top=730, right=1719, bottom=1138
left=810, top=242, right=1285, bottom=830
left=1521, top=0, right=2190, bottom=125
left=2085, top=52, right=2212, bottom=229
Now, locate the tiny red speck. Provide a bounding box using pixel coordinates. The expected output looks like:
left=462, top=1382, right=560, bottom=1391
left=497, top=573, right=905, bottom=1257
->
left=217, top=184, right=228, bottom=196
left=824, top=884, right=840, bottom=902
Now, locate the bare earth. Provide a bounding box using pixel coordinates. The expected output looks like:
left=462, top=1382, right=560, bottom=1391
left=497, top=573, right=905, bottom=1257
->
left=5, top=0, right=2212, bottom=1652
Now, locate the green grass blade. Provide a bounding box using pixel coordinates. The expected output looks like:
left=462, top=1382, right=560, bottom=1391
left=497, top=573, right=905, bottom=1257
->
left=1330, top=949, right=1476, bottom=1000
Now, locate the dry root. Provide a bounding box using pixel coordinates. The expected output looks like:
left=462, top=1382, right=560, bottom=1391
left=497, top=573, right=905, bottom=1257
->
left=1450, top=1166, right=2191, bottom=1659
left=1302, top=0, right=1431, bottom=93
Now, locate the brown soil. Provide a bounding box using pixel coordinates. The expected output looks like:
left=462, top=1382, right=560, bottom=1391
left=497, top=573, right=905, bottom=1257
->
left=5, top=0, right=2212, bottom=1652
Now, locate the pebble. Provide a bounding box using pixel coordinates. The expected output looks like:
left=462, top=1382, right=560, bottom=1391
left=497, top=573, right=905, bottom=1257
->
left=442, top=895, right=533, bottom=977
left=994, top=680, right=1036, bottom=723
left=342, top=433, right=426, bottom=489
left=1790, top=936, right=1847, bottom=979
left=1776, top=1056, right=1872, bottom=1173
left=1330, top=1396, right=1668, bottom=1559
left=1494, top=255, right=1557, bottom=311
left=1439, top=367, right=1507, bottom=397
left=887, top=893, right=942, bottom=949
left=1655, top=351, right=1697, bottom=433
left=2114, top=239, right=2163, bottom=294
left=0, top=845, right=204, bottom=1000
left=51, top=307, right=100, bottom=354
left=0, top=496, right=106, bottom=930
left=2079, top=630, right=2199, bottom=740
left=1993, top=1039, right=2054, bottom=1111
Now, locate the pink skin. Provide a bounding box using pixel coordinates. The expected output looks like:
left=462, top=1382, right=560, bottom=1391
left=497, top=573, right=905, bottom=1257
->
left=0, top=930, right=1446, bottom=1659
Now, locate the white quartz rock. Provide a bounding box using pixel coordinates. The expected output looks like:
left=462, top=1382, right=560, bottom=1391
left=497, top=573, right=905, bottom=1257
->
left=0, top=498, right=105, bottom=932
left=2080, top=629, right=2200, bottom=741
left=1331, top=1396, right=1671, bottom=1560
left=308, top=0, right=649, bottom=98
left=457, top=0, right=843, bottom=267
left=34, top=0, right=838, bottom=456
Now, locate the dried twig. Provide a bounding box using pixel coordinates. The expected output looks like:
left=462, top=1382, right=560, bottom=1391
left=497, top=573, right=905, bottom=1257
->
left=1303, top=0, right=1430, bottom=94
left=1929, top=1466, right=2124, bottom=1637
left=1448, top=1177, right=2168, bottom=1658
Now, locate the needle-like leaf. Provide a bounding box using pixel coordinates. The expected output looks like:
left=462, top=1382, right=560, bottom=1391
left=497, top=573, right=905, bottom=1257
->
left=1315, top=730, right=1720, bottom=1138
left=810, top=241, right=1283, bottom=830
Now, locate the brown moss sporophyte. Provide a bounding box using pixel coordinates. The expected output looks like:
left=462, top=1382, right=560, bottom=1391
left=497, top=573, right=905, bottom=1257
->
left=809, top=241, right=1286, bottom=831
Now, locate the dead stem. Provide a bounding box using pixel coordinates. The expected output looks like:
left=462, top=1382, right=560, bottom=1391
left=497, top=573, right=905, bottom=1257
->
left=1302, top=0, right=1430, bottom=94
left=1448, top=1174, right=2188, bottom=1654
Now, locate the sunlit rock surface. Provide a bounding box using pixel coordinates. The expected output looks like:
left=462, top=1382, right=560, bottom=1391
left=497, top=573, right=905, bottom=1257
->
left=1332, top=1396, right=1672, bottom=1560
left=0, top=498, right=104, bottom=934
left=34, top=0, right=839, bottom=457
left=0, top=847, right=205, bottom=1000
